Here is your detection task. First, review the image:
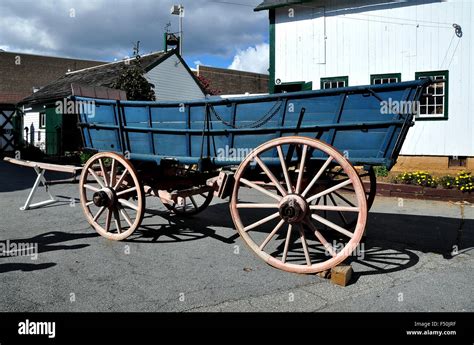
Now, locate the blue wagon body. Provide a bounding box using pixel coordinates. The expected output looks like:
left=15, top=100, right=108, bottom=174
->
left=76, top=79, right=429, bottom=170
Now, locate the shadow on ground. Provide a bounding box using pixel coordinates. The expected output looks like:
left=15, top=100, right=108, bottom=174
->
left=1, top=201, right=471, bottom=279
left=0, top=231, right=98, bottom=273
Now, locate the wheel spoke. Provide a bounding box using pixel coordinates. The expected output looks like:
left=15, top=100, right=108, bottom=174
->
left=236, top=203, right=279, bottom=209
left=86, top=200, right=94, bottom=207
left=99, top=159, right=109, bottom=187
left=93, top=206, right=106, bottom=222
left=307, top=179, right=353, bottom=203
left=105, top=209, right=112, bottom=232
left=243, top=212, right=280, bottom=232
left=309, top=205, right=360, bottom=212
left=277, top=146, right=292, bottom=193
left=295, top=145, right=308, bottom=194
left=114, top=169, right=129, bottom=190
left=240, top=178, right=282, bottom=201
left=113, top=209, right=122, bottom=234
left=311, top=214, right=354, bottom=238
left=304, top=220, right=337, bottom=257
left=84, top=184, right=100, bottom=192
left=109, top=159, right=117, bottom=188
left=254, top=156, right=287, bottom=197
left=118, top=198, right=138, bottom=211
left=298, top=225, right=312, bottom=266
left=120, top=207, right=133, bottom=227
left=259, top=219, right=285, bottom=250
left=302, top=156, right=333, bottom=197
left=187, top=196, right=197, bottom=210
left=88, top=168, right=106, bottom=189
left=282, top=224, right=293, bottom=263
left=333, top=191, right=357, bottom=207
left=116, top=186, right=137, bottom=197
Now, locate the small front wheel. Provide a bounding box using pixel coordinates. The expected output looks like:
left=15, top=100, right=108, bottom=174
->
left=79, top=152, right=145, bottom=241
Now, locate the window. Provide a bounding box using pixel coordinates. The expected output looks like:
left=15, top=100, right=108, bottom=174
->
left=448, top=156, right=467, bottom=168
left=415, top=70, right=449, bottom=120
left=39, top=112, right=46, bottom=129
left=274, top=81, right=312, bottom=93
left=320, top=76, right=348, bottom=89
left=371, top=73, right=401, bottom=85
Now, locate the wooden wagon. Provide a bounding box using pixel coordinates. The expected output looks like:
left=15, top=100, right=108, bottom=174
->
left=75, top=79, right=430, bottom=274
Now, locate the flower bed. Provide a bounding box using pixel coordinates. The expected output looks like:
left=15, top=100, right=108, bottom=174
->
left=371, top=170, right=474, bottom=202
left=392, top=170, right=473, bottom=192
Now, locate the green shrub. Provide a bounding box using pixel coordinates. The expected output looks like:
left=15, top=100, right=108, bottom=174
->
left=439, top=175, right=456, bottom=189
left=79, top=151, right=94, bottom=165
left=373, top=166, right=389, bottom=177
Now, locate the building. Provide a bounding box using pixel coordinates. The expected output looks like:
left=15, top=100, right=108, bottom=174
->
left=0, top=50, right=104, bottom=153
left=20, top=50, right=205, bottom=155
left=195, top=65, right=269, bottom=95
left=255, top=0, right=473, bottom=171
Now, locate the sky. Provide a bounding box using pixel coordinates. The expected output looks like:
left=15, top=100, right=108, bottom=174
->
left=0, top=0, right=270, bottom=73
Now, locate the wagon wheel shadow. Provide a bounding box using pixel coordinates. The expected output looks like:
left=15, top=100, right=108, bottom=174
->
left=127, top=203, right=240, bottom=244
left=344, top=239, right=420, bottom=284
left=127, top=203, right=422, bottom=281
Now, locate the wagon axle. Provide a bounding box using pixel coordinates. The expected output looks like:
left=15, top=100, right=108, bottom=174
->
left=92, top=188, right=116, bottom=208
left=278, top=195, right=308, bottom=224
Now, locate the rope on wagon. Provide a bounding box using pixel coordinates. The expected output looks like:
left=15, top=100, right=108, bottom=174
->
left=208, top=100, right=283, bottom=129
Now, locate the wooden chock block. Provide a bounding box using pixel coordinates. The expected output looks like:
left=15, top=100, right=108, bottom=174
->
left=330, top=264, right=353, bottom=287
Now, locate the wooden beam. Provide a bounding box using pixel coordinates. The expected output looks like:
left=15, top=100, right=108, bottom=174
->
left=4, top=157, right=82, bottom=174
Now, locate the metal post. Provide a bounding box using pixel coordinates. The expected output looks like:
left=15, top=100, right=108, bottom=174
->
left=179, top=6, right=183, bottom=56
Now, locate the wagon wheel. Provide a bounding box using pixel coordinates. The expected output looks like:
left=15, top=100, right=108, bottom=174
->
left=326, top=166, right=376, bottom=211
left=230, top=136, right=367, bottom=274
left=318, top=166, right=376, bottom=230
left=162, top=190, right=213, bottom=216
left=79, top=152, right=145, bottom=241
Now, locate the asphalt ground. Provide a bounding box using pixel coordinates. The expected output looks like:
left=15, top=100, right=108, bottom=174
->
left=0, top=160, right=472, bottom=312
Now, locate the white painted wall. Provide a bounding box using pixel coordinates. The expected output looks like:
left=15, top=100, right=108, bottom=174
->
left=23, top=112, right=46, bottom=151
left=145, top=53, right=205, bottom=101
left=274, top=0, right=473, bottom=156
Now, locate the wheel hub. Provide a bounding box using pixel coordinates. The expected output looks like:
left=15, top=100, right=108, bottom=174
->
left=278, top=194, right=308, bottom=223
left=92, top=188, right=115, bottom=207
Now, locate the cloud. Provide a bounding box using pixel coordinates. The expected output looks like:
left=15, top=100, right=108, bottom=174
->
left=228, top=43, right=269, bottom=74
left=0, top=0, right=268, bottom=63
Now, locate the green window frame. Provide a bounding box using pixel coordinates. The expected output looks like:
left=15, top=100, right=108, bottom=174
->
left=415, top=70, right=449, bottom=121
left=370, top=73, right=401, bottom=85
left=39, top=112, right=46, bottom=129
left=320, top=76, right=349, bottom=89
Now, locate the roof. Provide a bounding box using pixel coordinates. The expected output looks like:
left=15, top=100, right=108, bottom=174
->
left=254, top=0, right=311, bottom=11
left=196, top=65, right=268, bottom=95
left=20, top=50, right=174, bottom=106
left=0, top=51, right=105, bottom=104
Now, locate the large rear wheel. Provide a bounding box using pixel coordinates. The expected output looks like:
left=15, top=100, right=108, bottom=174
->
left=230, top=136, right=367, bottom=274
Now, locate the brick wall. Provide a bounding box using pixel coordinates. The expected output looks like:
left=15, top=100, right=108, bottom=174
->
left=197, top=65, right=268, bottom=95
left=0, top=51, right=104, bottom=103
